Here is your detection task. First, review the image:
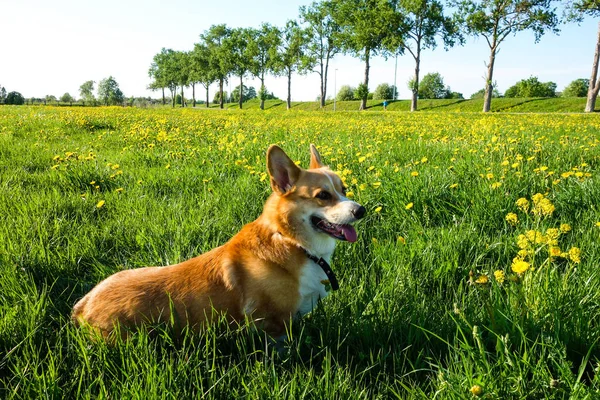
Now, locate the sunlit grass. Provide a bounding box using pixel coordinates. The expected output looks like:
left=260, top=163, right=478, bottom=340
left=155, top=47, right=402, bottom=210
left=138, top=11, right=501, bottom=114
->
left=0, top=106, right=599, bottom=398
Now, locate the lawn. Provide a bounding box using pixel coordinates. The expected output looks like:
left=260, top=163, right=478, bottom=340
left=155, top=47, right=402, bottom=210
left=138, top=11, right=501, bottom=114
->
left=1, top=106, right=599, bottom=398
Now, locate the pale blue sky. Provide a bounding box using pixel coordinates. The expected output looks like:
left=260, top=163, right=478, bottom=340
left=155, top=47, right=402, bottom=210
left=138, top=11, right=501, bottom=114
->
left=1, top=0, right=597, bottom=101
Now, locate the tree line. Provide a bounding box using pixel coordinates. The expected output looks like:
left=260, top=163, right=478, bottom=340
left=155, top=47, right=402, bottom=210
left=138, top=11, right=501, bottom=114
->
left=147, top=0, right=600, bottom=113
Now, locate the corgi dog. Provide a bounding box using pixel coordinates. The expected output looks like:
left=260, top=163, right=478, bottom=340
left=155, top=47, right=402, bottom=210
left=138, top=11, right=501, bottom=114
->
left=72, top=144, right=365, bottom=339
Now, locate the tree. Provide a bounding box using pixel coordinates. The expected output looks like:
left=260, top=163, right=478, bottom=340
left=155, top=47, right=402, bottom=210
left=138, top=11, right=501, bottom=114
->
left=454, top=0, right=559, bottom=112
left=45, top=95, right=57, bottom=105
left=373, top=83, right=398, bottom=100
left=149, top=50, right=169, bottom=105
left=336, top=85, right=355, bottom=100
left=224, top=27, right=255, bottom=109
left=504, top=76, right=556, bottom=97
left=79, top=81, right=95, bottom=104
left=248, top=23, right=281, bottom=110
left=212, top=91, right=228, bottom=104
left=394, top=0, right=462, bottom=111
left=335, top=0, right=401, bottom=110
left=565, top=0, right=600, bottom=111
left=97, top=76, right=124, bottom=106
left=231, top=85, right=257, bottom=103
left=416, top=72, right=450, bottom=99
left=60, top=93, right=74, bottom=104
left=191, top=42, right=216, bottom=108
left=201, top=25, right=233, bottom=109
left=5, top=91, right=25, bottom=105
left=272, top=20, right=311, bottom=110
left=0, top=84, right=6, bottom=103
left=562, top=78, right=589, bottom=97
left=300, top=1, right=342, bottom=108
left=174, top=51, right=191, bottom=108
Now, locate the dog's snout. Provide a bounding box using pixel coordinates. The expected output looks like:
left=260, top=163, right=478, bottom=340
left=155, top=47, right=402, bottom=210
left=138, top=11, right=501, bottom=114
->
left=352, top=205, right=366, bottom=219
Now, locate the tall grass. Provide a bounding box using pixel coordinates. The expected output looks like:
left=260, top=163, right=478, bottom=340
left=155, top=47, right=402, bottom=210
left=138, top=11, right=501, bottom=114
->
left=0, top=106, right=599, bottom=398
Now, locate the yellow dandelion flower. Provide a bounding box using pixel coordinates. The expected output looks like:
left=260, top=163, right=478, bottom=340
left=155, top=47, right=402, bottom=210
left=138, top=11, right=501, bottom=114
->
left=505, top=212, right=518, bottom=226
left=346, top=191, right=354, bottom=198
left=494, top=270, right=505, bottom=283
left=549, top=246, right=562, bottom=258
left=372, top=182, right=381, bottom=188
left=115, top=188, right=124, bottom=193
left=470, top=385, right=483, bottom=397
left=545, top=228, right=560, bottom=240
left=568, top=247, right=581, bottom=264
left=410, top=171, right=419, bottom=177
left=491, top=182, right=502, bottom=189
left=516, top=198, right=529, bottom=212
left=374, top=206, right=382, bottom=213
left=359, top=183, right=368, bottom=190
left=96, top=200, right=105, bottom=209
left=516, top=234, right=529, bottom=249
left=596, top=222, right=600, bottom=227
left=559, top=223, right=571, bottom=233
left=372, top=237, right=378, bottom=244
left=512, top=260, right=530, bottom=274
left=405, top=202, right=414, bottom=210
left=475, top=275, right=489, bottom=284
left=449, top=183, right=459, bottom=189
left=486, top=173, right=494, bottom=179
left=397, top=236, right=406, bottom=244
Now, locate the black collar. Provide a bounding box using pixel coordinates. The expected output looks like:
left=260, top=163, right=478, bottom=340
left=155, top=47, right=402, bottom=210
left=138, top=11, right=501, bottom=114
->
left=299, top=247, right=339, bottom=291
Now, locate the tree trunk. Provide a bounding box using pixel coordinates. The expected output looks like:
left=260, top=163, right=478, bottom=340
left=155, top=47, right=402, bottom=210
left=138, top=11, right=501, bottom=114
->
left=323, top=54, right=330, bottom=108
left=162, top=88, right=165, bottom=105
left=360, top=48, right=370, bottom=111
left=411, top=41, right=421, bottom=112
left=205, top=85, right=209, bottom=108
left=239, top=75, right=244, bottom=109
left=192, top=83, right=196, bottom=107
left=319, top=60, right=325, bottom=108
left=181, top=85, right=184, bottom=107
left=287, top=68, right=292, bottom=110
left=219, top=78, right=224, bottom=109
left=585, top=21, right=600, bottom=113
left=260, top=74, right=265, bottom=110
left=483, top=45, right=497, bottom=113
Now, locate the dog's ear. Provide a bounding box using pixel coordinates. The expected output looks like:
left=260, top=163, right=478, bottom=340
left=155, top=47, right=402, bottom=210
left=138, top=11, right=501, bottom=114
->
left=267, top=145, right=301, bottom=194
left=309, top=144, right=324, bottom=169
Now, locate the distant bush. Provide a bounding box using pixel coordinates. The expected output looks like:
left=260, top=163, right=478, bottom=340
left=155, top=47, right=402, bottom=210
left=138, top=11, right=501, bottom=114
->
left=355, top=83, right=369, bottom=101
left=470, top=88, right=501, bottom=99
left=336, top=85, right=355, bottom=101
left=505, top=76, right=556, bottom=98
left=418, top=73, right=451, bottom=99
left=562, top=79, right=588, bottom=98
left=5, top=91, right=25, bottom=105
left=373, top=83, right=398, bottom=100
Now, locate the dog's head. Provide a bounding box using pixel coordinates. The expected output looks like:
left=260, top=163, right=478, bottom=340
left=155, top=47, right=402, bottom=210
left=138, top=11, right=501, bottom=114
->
left=265, top=144, right=365, bottom=253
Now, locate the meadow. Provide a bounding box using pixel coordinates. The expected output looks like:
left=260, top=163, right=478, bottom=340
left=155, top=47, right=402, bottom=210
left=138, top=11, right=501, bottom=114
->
left=1, top=106, right=599, bottom=398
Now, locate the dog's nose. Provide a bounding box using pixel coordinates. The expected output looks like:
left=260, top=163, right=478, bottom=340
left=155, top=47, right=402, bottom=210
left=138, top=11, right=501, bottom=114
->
left=352, top=205, right=366, bottom=219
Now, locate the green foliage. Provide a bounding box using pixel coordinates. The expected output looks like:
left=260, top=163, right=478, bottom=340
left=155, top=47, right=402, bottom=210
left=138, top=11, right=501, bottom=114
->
left=5, top=91, right=25, bottom=105
left=504, top=76, right=557, bottom=98
left=97, top=76, right=124, bottom=106
left=470, top=88, right=500, bottom=99
left=355, top=83, right=369, bottom=101
left=373, top=83, right=397, bottom=100
left=79, top=81, right=95, bottom=103
left=418, top=72, right=450, bottom=99
left=60, top=93, right=74, bottom=103
left=563, top=78, right=589, bottom=97
left=0, top=84, right=6, bottom=103
left=337, top=85, right=355, bottom=101
left=212, top=91, right=228, bottom=104
left=231, top=85, right=256, bottom=103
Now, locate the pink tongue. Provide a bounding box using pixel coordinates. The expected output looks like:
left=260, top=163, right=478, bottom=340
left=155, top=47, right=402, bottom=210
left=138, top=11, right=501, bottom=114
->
left=341, top=225, right=357, bottom=242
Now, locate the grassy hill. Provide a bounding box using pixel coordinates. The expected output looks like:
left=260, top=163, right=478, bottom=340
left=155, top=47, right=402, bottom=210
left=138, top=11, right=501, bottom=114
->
left=203, top=97, right=595, bottom=113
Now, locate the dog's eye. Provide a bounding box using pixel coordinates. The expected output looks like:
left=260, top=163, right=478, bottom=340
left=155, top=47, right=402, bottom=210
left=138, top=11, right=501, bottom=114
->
left=316, top=191, right=332, bottom=200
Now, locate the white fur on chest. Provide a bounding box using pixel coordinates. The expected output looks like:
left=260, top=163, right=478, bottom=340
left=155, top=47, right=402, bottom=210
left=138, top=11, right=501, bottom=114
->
left=296, top=260, right=331, bottom=316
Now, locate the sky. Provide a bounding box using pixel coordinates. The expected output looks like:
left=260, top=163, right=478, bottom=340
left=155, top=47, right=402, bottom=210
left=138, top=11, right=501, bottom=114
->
left=1, top=0, right=597, bottom=102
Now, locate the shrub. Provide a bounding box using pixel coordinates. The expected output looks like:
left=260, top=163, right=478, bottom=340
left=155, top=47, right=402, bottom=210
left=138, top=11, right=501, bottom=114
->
left=373, top=83, right=398, bottom=100
left=5, top=91, right=25, bottom=105
left=562, top=79, right=589, bottom=98
left=504, top=76, right=556, bottom=98
left=336, top=85, right=355, bottom=101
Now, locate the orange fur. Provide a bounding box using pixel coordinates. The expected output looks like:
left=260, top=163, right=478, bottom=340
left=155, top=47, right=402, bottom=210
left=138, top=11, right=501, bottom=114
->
left=72, top=144, right=363, bottom=339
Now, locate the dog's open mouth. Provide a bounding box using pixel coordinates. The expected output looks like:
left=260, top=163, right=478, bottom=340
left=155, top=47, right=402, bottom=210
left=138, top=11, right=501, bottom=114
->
left=311, top=216, right=357, bottom=242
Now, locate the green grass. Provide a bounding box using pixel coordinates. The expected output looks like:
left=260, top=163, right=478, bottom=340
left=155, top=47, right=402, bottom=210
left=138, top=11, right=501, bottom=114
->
left=201, top=96, right=595, bottom=113
left=1, top=106, right=599, bottom=398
